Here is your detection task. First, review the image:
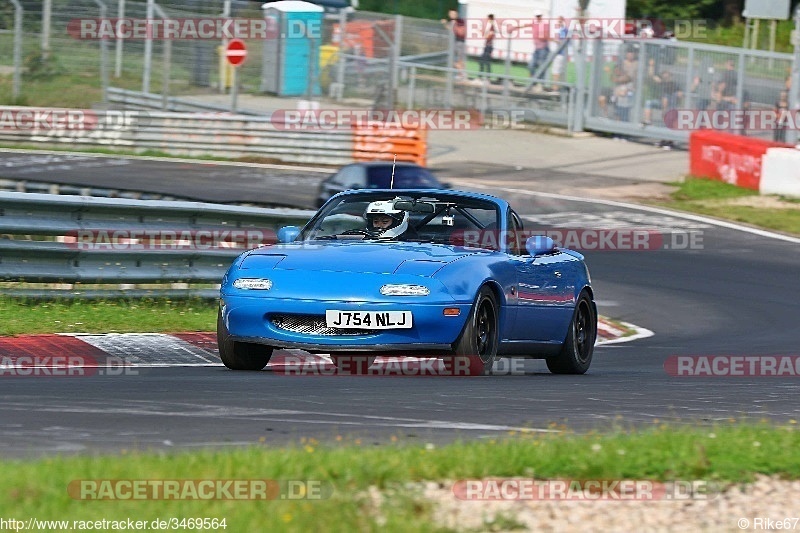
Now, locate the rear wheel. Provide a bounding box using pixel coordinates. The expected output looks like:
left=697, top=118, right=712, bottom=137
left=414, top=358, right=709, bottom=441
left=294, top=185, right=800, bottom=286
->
left=546, top=291, right=596, bottom=374
left=217, top=309, right=273, bottom=371
left=451, top=286, right=498, bottom=374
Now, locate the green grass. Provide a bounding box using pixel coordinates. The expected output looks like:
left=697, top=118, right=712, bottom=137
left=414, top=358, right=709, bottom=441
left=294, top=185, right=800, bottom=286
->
left=465, top=58, right=581, bottom=85
left=1, top=423, right=798, bottom=531
left=0, top=297, right=218, bottom=335
left=670, top=176, right=758, bottom=202
left=685, top=20, right=794, bottom=54
left=666, top=203, right=800, bottom=235
left=657, top=177, right=800, bottom=235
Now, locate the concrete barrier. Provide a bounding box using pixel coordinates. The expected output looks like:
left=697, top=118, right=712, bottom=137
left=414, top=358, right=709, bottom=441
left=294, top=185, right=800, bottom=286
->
left=689, top=130, right=791, bottom=191
left=760, top=147, right=800, bottom=197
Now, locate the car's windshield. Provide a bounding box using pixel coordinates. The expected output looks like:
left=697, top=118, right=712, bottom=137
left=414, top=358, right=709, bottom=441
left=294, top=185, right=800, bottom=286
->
left=367, top=166, right=440, bottom=188
left=299, top=193, right=500, bottom=248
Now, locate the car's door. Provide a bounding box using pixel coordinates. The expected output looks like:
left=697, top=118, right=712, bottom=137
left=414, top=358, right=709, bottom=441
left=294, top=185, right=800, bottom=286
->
left=507, top=210, right=574, bottom=342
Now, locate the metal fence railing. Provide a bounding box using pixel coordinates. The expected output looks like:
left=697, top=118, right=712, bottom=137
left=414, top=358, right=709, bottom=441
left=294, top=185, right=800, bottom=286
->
left=1, top=3, right=796, bottom=146
left=583, top=39, right=793, bottom=143
left=0, top=191, right=314, bottom=298
left=0, top=108, right=355, bottom=165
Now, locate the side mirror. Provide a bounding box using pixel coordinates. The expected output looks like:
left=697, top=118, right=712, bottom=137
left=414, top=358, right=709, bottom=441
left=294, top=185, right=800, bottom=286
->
left=526, top=235, right=555, bottom=256
left=277, top=226, right=300, bottom=243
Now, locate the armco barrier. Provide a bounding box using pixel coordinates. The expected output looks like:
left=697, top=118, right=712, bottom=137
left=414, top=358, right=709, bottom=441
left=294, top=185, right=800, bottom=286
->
left=0, top=107, right=427, bottom=167
left=760, top=148, right=800, bottom=197
left=689, top=130, right=791, bottom=191
left=0, top=191, right=314, bottom=297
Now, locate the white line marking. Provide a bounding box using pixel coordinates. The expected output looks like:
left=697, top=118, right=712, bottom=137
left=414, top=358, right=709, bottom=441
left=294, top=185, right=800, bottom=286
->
left=16, top=403, right=559, bottom=433
left=596, top=322, right=655, bottom=345
left=464, top=183, right=800, bottom=244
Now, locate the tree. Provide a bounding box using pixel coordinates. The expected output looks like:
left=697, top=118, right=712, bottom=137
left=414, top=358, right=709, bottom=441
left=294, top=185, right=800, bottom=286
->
left=722, top=0, right=744, bottom=25
left=626, top=0, right=718, bottom=20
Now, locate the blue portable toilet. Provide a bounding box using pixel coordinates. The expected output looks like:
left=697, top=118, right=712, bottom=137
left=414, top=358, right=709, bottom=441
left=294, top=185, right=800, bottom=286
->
left=261, top=1, right=324, bottom=96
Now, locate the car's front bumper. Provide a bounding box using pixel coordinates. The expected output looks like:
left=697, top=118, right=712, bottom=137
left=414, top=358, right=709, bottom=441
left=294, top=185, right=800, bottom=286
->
left=220, top=295, right=471, bottom=353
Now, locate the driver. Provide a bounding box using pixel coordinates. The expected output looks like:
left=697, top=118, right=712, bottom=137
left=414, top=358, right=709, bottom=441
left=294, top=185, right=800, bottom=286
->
left=364, top=200, right=409, bottom=238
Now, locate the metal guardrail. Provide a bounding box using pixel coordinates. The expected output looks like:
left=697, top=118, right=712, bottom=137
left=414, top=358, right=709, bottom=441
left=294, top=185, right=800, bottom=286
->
left=0, top=108, right=354, bottom=166
left=0, top=191, right=314, bottom=298
left=107, top=88, right=265, bottom=115
left=0, top=105, right=427, bottom=166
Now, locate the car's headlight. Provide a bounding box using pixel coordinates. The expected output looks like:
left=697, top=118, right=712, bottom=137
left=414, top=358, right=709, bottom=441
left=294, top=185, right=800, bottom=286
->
left=233, top=278, right=273, bottom=290
left=380, top=284, right=430, bottom=296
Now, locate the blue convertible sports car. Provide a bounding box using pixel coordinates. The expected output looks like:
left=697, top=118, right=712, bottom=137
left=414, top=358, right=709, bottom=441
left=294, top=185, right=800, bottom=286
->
left=218, top=189, right=597, bottom=374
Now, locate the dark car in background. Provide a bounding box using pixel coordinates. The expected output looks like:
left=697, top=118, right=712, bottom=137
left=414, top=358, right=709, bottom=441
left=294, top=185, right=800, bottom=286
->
left=316, top=161, right=450, bottom=207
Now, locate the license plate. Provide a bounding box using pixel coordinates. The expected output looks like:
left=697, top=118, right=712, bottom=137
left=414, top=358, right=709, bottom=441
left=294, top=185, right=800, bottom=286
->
left=325, top=310, right=412, bottom=329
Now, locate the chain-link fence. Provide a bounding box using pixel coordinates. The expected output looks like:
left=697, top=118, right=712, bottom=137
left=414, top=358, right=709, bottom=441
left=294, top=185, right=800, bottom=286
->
left=584, top=39, right=792, bottom=143
left=0, top=2, right=796, bottom=145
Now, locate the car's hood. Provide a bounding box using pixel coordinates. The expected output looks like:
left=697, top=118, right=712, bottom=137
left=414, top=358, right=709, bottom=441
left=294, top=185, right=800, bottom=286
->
left=242, top=241, right=480, bottom=276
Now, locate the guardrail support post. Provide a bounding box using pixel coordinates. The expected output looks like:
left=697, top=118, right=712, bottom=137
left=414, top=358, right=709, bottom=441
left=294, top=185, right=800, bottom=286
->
left=42, top=0, right=52, bottom=60
left=143, top=0, right=154, bottom=93
left=10, top=0, right=22, bottom=101
left=445, top=29, right=454, bottom=110
left=407, top=65, right=416, bottom=108
left=92, top=0, right=109, bottom=104
left=115, top=0, right=125, bottom=78
left=571, top=35, right=587, bottom=133
left=790, top=6, right=800, bottom=145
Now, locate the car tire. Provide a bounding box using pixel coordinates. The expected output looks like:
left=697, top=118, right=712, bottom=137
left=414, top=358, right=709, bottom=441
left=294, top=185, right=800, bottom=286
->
left=451, top=286, right=499, bottom=374
left=217, top=309, right=273, bottom=371
left=546, top=291, right=596, bottom=375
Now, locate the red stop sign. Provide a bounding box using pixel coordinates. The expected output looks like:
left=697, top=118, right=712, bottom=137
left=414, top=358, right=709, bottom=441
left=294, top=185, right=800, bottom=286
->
left=225, top=39, right=247, bottom=66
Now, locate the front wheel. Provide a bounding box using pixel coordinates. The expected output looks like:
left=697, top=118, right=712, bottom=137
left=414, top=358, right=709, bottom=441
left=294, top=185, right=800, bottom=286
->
left=217, top=309, right=273, bottom=371
left=451, top=286, right=499, bottom=374
left=546, top=291, right=596, bottom=374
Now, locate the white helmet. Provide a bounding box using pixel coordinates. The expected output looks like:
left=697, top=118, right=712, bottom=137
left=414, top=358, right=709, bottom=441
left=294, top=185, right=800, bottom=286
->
left=364, top=199, right=409, bottom=238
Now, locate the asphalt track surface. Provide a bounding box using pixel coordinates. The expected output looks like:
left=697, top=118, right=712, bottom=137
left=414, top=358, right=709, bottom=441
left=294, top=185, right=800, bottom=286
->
left=2, top=150, right=799, bottom=457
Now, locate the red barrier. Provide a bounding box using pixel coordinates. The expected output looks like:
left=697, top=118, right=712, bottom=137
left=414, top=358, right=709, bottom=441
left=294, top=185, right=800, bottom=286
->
left=689, top=130, right=791, bottom=191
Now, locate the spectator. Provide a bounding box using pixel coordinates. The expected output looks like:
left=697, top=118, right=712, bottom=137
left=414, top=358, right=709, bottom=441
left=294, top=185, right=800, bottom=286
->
left=597, top=63, right=616, bottom=118
left=643, top=61, right=682, bottom=126
left=690, top=59, right=715, bottom=112
left=622, top=48, right=639, bottom=90
left=442, top=9, right=467, bottom=81
left=531, top=12, right=550, bottom=76
left=712, top=58, right=738, bottom=111
left=479, top=14, right=497, bottom=74
left=551, top=16, right=569, bottom=88
left=610, top=65, right=633, bottom=122
left=775, top=90, right=789, bottom=143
